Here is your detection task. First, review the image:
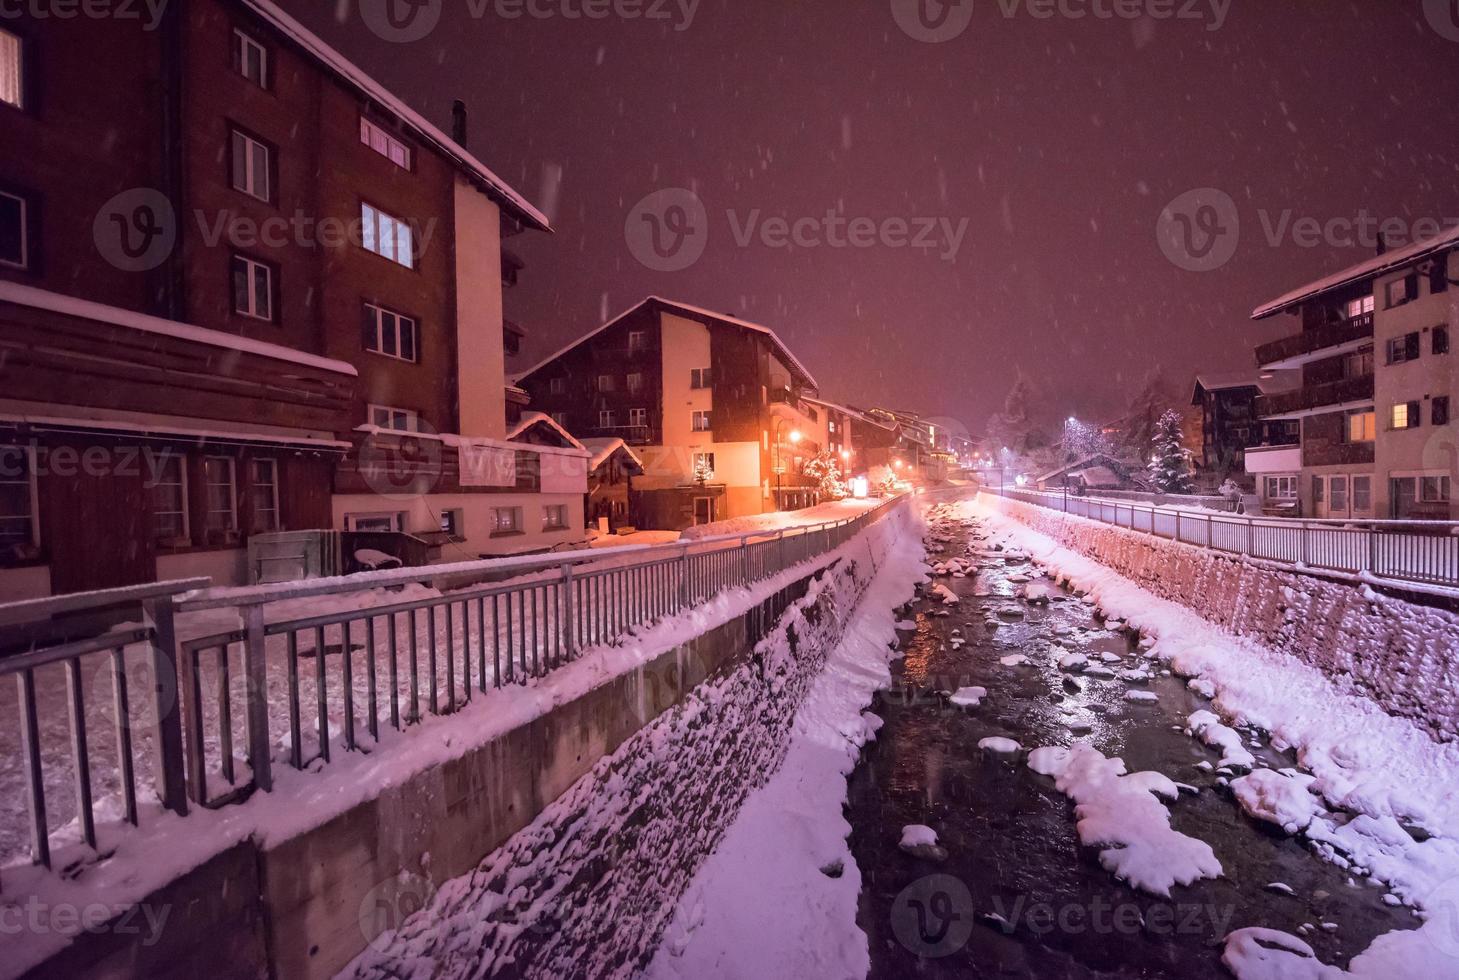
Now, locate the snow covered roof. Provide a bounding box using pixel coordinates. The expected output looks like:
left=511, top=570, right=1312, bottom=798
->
left=1252, top=223, right=1459, bottom=319
left=512, top=297, right=820, bottom=390
left=579, top=437, right=645, bottom=472
left=239, top=0, right=549, bottom=232
left=1037, top=453, right=1127, bottom=484
left=505, top=411, right=587, bottom=451
left=0, top=409, right=352, bottom=452
left=1192, top=370, right=1299, bottom=402
left=0, top=280, right=359, bottom=376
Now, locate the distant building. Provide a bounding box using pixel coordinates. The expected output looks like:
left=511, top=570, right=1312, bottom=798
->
left=1252, top=225, right=1457, bottom=520
left=1190, top=373, right=1300, bottom=485
left=513, top=297, right=823, bottom=529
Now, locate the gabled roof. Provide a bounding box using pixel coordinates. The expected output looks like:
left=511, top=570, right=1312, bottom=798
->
left=1252, top=223, right=1459, bottom=319
left=512, top=297, right=819, bottom=390
left=1192, top=370, right=1298, bottom=404
left=1037, top=453, right=1128, bottom=485
left=579, top=437, right=645, bottom=473
left=803, top=396, right=896, bottom=431
left=240, top=0, right=549, bottom=232
left=505, top=412, right=585, bottom=451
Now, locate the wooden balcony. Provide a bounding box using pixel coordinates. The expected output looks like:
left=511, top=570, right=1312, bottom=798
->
left=1304, top=440, right=1375, bottom=468
left=0, top=288, right=356, bottom=435
left=1255, top=313, right=1373, bottom=368
left=1255, top=374, right=1374, bottom=419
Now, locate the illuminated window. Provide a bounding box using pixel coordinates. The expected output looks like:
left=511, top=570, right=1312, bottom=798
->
left=1390, top=402, right=1421, bottom=431
left=542, top=505, right=568, bottom=531
left=360, top=117, right=412, bottom=170
left=231, top=255, right=274, bottom=321
left=230, top=129, right=271, bottom=202
left=1345, top=410, right=1375, bottom=443
left=360, top=202, right=414, bottom=268
left=1345, top=295, right=1374, bottom=319
left=369, top=405, right=418, bottom=432
left=0, top=28, right=22, bottom=110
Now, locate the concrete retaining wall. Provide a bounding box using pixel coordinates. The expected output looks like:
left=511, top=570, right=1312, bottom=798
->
left=24, top=505, right=913, bottom=980
left=984, top=495, right=1459, bottom=742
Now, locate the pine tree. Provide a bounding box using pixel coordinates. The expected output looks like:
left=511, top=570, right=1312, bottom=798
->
left=1147, top=409, right=1195, bottom=494
left=804, top=451, right=848, bottom=501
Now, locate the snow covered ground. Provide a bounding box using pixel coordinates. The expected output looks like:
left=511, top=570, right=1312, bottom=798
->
left=645, top=503, right=927, bottom=979
left=679, top=497, right=884, bottom=540
left=966, top=497, right=1459, bottom=978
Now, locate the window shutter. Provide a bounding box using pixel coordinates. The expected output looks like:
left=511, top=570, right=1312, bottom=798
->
left=1406, top=274, right=1420, bottom=301
left=1408, top=401, right=1422, bottom=428
left=1435, top=327, right=1450, bottom=356
left=1406, top=333, right=1421, bottom=361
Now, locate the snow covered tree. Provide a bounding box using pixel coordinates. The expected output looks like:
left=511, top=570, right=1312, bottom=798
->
left=803, top=451, right=848, bottom=501
left=1147, top=409, right=1195, bottom=494
left=692, top=455, right=714, bottom=485
left=1119, top=367, right=1177, bottom=463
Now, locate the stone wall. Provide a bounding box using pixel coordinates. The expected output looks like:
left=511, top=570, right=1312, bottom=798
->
left=345, top=514, right=904, bottom=979
left=985, top=495, right=1459, bottom=742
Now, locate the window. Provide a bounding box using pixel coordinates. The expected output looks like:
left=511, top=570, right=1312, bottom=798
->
left=692, top=411, right=712, bottom=432
left=1345, top=296, right=1375, bottom=319
left=1435, top=327, right=1450, bottom=356
left=598, top=409, right=617, bottom=428
left=362, top=303, right=418, bottom=362
left=369, top=405, right=418, bottom=432
left=360, top=202, right=414, bottom=268
left=0, top=188, right=28, bottom=270
left=202, top=457, right=238, bottom=535
left=627, top=330, right=647, bottom=352
left=1422, top=476, right=1453, bottom=503
left=1353, top=476, right=1373, bottom=514
left=694, top=452, right=716, bottom=473
left=440, top=508, right=463, bottom=537
left=627, top=372, right=644, bottom=393
left=542, top=504, right=568, bottom=531
left=230, top=129, right=271, bottom=202
left=492, top=506, right=523, bottom=535
left=628, top=408, right=648, bottom=428
left=231, top=255, right=274, bottom=321
left=597, top=374, right=616, bottom=392
left=1342, top=345, right=1373, bottom=379
left=0, top=445, right=36, bottom=549
left=1387, top=332, right=1421, bottom=365
left=149, top=454, right=188, bottom=544
left=1264, top=476, right=1297, bottom=500
left=249, top=459, right=280, bottom=533
left=360, top=117, right=412, bottom=170
left=346, top=512, right=406, bottom=533
left=549, top=377, right=566, bottom=395
left=0, top=28, right=23, bottom=110
left=1435, top=397, right=1451, bottom=427
left=1330, top=476, right=1349, bottom=513
left=1345, top=410, right=1375, bottom=444
left=1391, top=401, right=1422, bottom=431
left=1385, top=275, right=1418, bottom=309
left=233, top=29, right=267, bottom=88
left=690, top=368, right=712, bottom=389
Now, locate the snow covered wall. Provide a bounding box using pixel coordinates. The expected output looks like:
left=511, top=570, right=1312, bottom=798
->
left=341, top=505, right=917, bottom=979
left=983, top=494, right=1459, bottom=741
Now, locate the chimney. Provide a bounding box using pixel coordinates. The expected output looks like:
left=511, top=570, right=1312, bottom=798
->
left=452, top=100, right=468, bottom=147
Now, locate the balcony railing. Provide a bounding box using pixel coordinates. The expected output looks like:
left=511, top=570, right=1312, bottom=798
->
left=1256, top=374, right=1374, bottom=418
left=595, top=424, right=653, bottom=444
left=1255, top=312, right=1374, bottom=368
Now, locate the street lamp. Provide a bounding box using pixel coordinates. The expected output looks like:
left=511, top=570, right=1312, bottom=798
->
left=774, top=419, right=802, bottom=510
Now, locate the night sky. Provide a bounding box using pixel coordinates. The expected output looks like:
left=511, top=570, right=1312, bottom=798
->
left=280, top=0, right=1459, bottom=436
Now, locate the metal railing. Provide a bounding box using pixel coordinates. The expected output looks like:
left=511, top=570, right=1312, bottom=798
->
left=984, top=487, right=1459, bottom=589
left=0, top=496, right=911, bottom=880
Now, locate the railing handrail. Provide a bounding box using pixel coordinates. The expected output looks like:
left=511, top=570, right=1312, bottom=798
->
left=174, top=501, right=901, bottom=612
left=0, top=577, right=211, bottom=625
left=1018, top=488, right=1459, bottom=531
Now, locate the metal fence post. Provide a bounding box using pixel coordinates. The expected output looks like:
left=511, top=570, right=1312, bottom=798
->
left=561, top=563, right=577, bottom=660
left=145, top=595, right=189, bottom=816
left=679, top=547, right=691, bottom=610
left=242, top=604, right=272, bottom=793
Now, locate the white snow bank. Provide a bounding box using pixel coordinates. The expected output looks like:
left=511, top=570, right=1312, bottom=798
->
left=1189, top=710, right=1257, bottom=770
left=1231, top=770, right=1324, bottom=835
left=1027, top=744, right=1222, bottom=897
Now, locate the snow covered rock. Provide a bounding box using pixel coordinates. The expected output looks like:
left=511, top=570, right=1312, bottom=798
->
left=949, top=687, right=988, bottom=708
left=1188, top=710, right=1256, bottom=770
left=899, top=825, right=948, bottom=862
left=1056, top=648, right=1089, bottom=672
left=999, top=654, right=1030, bottom=667
left=1230, top=770, right=1324, bottom=835
left=1125, top=691, right=1159, bottom=704
left=979, top=737, right=1023, bottom=756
